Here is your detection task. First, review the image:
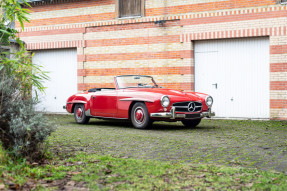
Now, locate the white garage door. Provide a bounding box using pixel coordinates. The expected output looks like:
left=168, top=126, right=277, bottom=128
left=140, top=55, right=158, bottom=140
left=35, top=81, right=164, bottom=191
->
left=32, top=49, right=77, bottom=113
left=195, top=38, right=270, bottom=119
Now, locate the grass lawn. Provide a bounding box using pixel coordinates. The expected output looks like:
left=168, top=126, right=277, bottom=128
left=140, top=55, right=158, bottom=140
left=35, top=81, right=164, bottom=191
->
left=51, top=115, right=287, bottom=172
left=0, top=115, right=287, bottom=190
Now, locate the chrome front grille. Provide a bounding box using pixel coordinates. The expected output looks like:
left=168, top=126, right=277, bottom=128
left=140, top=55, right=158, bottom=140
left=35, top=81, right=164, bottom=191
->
left=172, top=101, right=202, bottom=113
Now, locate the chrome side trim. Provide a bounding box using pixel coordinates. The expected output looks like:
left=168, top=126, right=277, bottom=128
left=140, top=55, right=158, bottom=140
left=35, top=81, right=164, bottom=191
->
left=119, top=98, right=154, bottom=102
left=67, top=100, right=87, bottom=104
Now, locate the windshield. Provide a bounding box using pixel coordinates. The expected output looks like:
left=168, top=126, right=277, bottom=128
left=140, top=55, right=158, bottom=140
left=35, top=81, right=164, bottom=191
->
left=116, top=75, right=158, bottom=89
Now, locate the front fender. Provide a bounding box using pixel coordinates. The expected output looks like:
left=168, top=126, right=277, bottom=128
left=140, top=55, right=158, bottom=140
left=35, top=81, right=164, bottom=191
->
left=66, top=94, right=91, bottom=113
left=117, top=98, right=156, bottom=119
left=186, top=92, right=210, bottom=110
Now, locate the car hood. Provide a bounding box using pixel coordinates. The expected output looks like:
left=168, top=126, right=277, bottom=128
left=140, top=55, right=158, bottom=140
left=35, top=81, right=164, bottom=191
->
left=123, top=88, right=206, bottom=103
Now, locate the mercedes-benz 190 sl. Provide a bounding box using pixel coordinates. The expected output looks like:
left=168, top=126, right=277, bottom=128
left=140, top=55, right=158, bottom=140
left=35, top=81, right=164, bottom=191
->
left=65, top=75, right=215, bottom=129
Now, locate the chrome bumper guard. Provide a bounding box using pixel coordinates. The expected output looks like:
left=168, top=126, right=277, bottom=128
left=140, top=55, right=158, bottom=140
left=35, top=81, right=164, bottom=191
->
left=150, top=107, right=215, bottom=119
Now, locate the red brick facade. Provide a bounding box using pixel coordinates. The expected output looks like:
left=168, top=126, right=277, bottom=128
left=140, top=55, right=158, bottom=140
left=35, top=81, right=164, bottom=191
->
left=18, top=0, right=287, bottom=119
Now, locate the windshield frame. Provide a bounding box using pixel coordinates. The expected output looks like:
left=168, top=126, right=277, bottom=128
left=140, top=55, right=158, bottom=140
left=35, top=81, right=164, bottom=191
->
left=115, top=75, right=159, bottom=89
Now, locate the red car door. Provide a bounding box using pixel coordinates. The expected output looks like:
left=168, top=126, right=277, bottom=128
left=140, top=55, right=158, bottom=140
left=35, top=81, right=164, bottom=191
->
left=91, top=90, right=118, bottom=117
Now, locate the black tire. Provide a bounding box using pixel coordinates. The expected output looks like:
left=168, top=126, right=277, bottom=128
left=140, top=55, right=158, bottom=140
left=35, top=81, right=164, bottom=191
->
left=181, top=119, right=201, bottom=128
left=73, top=104, right=90, bottom=124
left=131, top=102, right=152, bottom=129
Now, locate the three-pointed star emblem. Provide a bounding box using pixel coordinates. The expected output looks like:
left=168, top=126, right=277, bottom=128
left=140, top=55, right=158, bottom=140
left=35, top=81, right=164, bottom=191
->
left=187, top=102, right=195, bottom=112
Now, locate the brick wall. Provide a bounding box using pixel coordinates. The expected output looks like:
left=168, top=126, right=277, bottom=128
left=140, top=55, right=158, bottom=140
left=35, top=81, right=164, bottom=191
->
left=17, top=0, right=287, bottom=119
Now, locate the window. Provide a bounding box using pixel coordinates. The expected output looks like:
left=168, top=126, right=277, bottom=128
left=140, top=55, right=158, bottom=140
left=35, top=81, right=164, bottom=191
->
left=117, top=0, right=144, bottom=18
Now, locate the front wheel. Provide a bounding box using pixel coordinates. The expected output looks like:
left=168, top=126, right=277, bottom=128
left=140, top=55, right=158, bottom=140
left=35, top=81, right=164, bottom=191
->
left=74, top=104, right=90, bottom=124
left=131, top=102, right=152, bottom=129
left=181, top=119, right=201, bottom=128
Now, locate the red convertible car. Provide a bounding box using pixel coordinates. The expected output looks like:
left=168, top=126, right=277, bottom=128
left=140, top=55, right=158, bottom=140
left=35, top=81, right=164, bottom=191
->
left=65, top=75, right=215, bottom=129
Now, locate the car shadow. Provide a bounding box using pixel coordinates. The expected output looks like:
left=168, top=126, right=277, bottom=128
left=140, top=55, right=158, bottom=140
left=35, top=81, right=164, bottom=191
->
left=87, top=119, right=133, bottom=128
left=82, top=119, right=215, bottom=131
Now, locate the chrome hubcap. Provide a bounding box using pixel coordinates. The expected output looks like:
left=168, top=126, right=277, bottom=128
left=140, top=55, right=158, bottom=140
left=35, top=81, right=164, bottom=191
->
left=134, top=107, right=145, bottom=124
left=76, top=107, right=83, bottom=119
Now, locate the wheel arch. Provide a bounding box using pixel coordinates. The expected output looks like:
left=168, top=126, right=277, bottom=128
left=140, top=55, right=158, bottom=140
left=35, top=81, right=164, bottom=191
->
left=128, top=101, right=145, bottom=120
left=71, top=103, right=76, bottom=113
left=71, top=102, right=88, bottom=113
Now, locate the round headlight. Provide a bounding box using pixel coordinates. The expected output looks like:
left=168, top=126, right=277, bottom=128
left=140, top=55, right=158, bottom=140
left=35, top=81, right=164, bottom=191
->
left=205, top=96, right=213, bottom=107
left=161, top=96, right=170, bottom=108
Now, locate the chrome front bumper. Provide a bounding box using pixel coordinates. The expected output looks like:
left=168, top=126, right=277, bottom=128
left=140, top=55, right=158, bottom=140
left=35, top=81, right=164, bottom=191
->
left=150, top=107, right=215, bottom=119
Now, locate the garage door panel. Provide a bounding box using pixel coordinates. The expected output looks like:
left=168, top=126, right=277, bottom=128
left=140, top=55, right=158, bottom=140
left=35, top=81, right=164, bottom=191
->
left=32, top=49, right=77, bottom=113
left=195, top=38, right=270, bottom=118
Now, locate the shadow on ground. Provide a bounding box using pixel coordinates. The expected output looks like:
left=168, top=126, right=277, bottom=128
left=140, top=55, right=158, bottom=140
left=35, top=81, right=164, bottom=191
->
left=86, top=119, right=215, bottom=131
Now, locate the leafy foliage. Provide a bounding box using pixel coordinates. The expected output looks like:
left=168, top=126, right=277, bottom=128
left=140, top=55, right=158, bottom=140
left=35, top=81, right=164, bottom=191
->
left=0, top=0, right=53, bottom=160
left=0, top=0, right=30, bottom=31
left=0, top=76, right=55, bottom=159
left=0, top=0, right=48, bottom=97
left=1, top=45, right=49, bottom=98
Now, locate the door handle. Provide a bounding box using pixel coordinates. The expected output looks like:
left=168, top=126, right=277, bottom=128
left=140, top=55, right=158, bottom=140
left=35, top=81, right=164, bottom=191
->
left=212, top=83, right=218, bottom=89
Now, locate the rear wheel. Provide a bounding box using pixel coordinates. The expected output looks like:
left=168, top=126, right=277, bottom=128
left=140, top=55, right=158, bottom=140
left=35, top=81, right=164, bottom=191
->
left=131, top=102, right=152, bottom=129
left=74, top=104, right=90, bottom=124
left=181, top=119, right=201, bottom=128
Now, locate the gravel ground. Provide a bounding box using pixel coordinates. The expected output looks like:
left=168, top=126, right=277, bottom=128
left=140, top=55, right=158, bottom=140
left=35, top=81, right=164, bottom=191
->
left=48, top=115, right=287, bottom=173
